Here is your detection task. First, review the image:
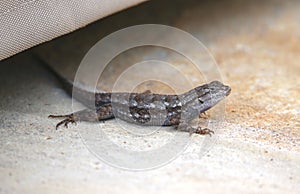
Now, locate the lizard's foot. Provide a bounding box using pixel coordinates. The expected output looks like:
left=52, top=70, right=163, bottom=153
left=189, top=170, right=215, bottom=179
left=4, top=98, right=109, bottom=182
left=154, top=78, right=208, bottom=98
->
left=48, top=114, right=77, bottom=130
left=192, top=127, right=214, bottom=136
left=176, top=123, right=214, bottom=136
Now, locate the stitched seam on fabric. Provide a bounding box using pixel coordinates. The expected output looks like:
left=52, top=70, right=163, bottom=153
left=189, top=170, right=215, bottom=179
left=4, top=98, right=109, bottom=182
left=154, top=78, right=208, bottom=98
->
left=0, top=0, right=40, bottom=17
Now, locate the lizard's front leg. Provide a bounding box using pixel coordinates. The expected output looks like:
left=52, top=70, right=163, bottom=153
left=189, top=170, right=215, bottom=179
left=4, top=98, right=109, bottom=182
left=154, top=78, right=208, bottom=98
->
left=168, top=115, right=213, bottom=136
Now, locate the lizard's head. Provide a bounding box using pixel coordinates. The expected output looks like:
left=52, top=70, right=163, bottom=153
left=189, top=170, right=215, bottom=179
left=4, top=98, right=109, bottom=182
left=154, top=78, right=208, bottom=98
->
left=196, top=81, right=231, bottom=111
left=207, top=80, right=231, bottom=97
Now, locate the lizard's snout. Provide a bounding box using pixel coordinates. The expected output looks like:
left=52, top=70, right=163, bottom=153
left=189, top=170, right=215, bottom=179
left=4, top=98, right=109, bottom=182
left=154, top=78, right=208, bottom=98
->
left=225, top=85, right=231, bottom=96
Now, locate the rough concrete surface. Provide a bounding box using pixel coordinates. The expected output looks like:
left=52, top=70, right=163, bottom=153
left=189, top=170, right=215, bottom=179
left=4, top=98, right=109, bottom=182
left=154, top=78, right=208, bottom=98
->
left=1, top=0, right=300, bottom=193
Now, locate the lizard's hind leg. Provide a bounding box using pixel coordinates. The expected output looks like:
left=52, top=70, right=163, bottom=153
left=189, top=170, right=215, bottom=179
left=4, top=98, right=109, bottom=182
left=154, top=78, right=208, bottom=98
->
left=49, top=104, right=114, bottom=129
left=48, top=113, right=78, bottom=129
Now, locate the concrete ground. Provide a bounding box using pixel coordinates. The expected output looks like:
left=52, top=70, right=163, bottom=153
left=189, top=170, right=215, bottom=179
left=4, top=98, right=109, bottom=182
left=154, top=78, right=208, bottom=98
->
left=1, top=0, right=299, bottom=193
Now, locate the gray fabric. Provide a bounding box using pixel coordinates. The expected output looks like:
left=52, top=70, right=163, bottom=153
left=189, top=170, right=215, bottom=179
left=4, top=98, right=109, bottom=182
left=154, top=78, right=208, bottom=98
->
left=0, top=0, right=146, bottom=61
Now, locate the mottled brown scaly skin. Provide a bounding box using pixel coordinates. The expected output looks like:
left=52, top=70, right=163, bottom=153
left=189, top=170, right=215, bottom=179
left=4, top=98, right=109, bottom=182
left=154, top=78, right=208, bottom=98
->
left=49, top=80, right=231, bottom=135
